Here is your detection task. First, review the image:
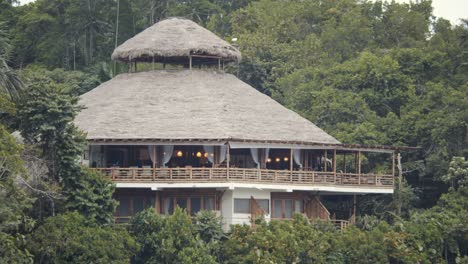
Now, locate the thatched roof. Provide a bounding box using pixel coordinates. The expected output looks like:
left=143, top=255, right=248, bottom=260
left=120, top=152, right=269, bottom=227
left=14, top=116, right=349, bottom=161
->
left=75, top=70, right=340, bottom=145
left=111, top=17, right=241, bottom=63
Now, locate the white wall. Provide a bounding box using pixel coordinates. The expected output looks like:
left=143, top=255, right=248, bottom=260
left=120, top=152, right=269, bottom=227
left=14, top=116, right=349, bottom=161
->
left=220, top=190, right=233, bottom=231
left=221, top=188, right=272, bottom=229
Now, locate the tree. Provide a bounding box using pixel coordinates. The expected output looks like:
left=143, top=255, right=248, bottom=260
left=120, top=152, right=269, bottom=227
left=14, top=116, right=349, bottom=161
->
left=27, top=211, right=138, bottom=264
left=17, top=76, right=117, bottom=223
left=0, top=125, right=34, bottom=263
left=131, top=208, right=217, bottom=264
left=0, top=22, right=22, bottom=100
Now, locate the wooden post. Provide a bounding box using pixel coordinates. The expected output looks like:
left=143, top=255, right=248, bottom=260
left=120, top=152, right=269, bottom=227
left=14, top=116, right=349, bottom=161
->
left=134, top=61, right=137, bottom=72
left=397, top=153, right=402, bottom=190
left=343, top=153, right=347, bottom=173
left=226, top=144, right=230, bottom=180
left=218, top=58, right=221, bottom=71
left=152, top=56, right=155, bottom=70
left=189, top=55, right=192, bottom=71
left=290, top=148, right=293, bottom=181
left=397, top=152, right=403, bottom=216
left=155, top=192, right=160, bottom=214
left=358, top=151, right=361, bottom=185
left=352, top=194, right=357, bottom=224
left=324, top=150, right=328, bottom=172
left=392, top=152, right=395, bottom=183
left=333, top=149, right=337, bottom=183
left=152, top=145, right=156, bottom=180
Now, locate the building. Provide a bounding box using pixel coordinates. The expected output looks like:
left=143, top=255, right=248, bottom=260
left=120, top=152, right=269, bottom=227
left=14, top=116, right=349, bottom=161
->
left=75, top=18, right=401, bottom=229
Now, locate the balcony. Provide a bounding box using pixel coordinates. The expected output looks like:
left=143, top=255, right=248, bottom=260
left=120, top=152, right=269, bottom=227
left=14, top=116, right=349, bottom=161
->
left=93, top=167, right=394, bottom=188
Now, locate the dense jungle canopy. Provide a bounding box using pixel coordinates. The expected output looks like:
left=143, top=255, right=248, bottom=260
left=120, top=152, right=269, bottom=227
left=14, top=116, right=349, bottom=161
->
left=0, top=0, right=467, bottom=263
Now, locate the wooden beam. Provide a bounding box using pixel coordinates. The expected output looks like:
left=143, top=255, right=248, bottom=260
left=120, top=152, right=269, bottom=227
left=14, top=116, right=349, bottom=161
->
left=189, top=55, right=192, bottom=71
left=290, top=148, right=293, bottom=181
left=155, top=191, right=160, bottom=214
left=226, top=144, right=230, bottom=180
left=333, top=149, right=337, bottom=183
left=152, top=145, right=156, bottom=179
left=343, top=153, right=347, bottom=173
left=324, top=150, right=328, bottom=172
left=358, top=151, right=361, bottom=185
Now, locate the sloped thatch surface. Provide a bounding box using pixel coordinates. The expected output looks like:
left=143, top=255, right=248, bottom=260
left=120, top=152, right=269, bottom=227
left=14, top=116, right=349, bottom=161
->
left=111, top=17, right=241, bottom=63
left=75, top=70, right=340, bottom=145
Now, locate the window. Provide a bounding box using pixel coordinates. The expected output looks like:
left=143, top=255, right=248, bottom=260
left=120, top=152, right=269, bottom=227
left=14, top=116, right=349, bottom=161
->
left=234, top=198, right=269, bottom=214
left=272, top=199, right=303, bottom=219
left=161, top=195, right=216, bottom=215
left=273, top=199, right=282, bottom=218
left=257, top=199, right=270, bottom=214
left=133, top=197, right=145, bottom=214
left=204, top=197, right=214, bottom=211
left=191, top=197, right=201, bottom=215
left=284, top=199, right=293, bottom=218
left=176, top=198, right=187, bottom=210
left=163, top=197, right=174, bottom=214
left=118, top=197, right=130, bottom=216
left=234, top=199, right=250, bottom=213
left=116, top=196, right=155, bottom=217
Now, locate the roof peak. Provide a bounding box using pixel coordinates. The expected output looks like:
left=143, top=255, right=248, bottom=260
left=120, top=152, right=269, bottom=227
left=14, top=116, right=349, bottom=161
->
left=111, top=17, right=241, bottom=64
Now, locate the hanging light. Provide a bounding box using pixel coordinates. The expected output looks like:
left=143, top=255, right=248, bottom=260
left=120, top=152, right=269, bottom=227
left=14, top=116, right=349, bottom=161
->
left=284, top=157, right=289, bottom=162
left=204, top=152, right=209, bottom=158
left=267, top=158, right=272, bottom=163
left=275, top=157, right=281, bottom=162
left=196, top=152, right=202, bottom=158
left=176, top=150, right=183, bottom=157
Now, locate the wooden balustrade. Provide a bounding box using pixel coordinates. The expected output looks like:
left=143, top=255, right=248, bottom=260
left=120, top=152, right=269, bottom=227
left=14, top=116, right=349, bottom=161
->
left=92, top=167, right=394, bottom=188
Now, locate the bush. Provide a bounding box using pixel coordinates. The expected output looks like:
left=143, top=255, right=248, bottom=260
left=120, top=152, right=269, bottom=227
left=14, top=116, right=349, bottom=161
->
left=27, top=212, right=138, bottom=263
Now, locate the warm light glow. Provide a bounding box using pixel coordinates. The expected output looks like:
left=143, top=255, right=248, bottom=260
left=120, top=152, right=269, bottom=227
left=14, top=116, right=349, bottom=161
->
left=196, top=152, right=202, bottom=158
left=284, top=157, right=289, bottom=162
left=267, top=158, right=272, bottom=163
left=176, top=150, right=183, bottom=157
left=204, top=152, right=209, bottom=158
left=275, top=157, right=281, bottom=162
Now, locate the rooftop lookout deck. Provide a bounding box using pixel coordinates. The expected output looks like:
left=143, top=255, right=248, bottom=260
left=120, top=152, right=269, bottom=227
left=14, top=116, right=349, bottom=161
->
left=87, top=144, right=397, bottom=191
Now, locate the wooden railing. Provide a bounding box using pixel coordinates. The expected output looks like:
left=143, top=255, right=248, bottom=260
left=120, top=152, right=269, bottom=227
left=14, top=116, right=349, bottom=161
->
left=93, top=167, right=394, bottom=188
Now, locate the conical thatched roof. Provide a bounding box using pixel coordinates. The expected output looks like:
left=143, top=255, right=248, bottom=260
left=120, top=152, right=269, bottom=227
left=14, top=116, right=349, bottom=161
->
left=111, top=17, right=241, bottom=63
left=75, top=70, right=340, bottom=145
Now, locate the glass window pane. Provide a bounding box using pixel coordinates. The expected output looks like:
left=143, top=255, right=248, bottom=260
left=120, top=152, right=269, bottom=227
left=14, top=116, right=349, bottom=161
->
left=234, top=199, right=250, bottom=213
left=285, top=200, right=293, bottom=218
left=294, top=200, right=302, bottom=213
left=204, top=197, right=214, bottom=211
left=191, top=197, right=201, bottom=215
left=273, top=200, right=282, bottom=218
left=176, top=198, right=187, bottom=210
left=163, top=197, right=173, bottom=215
left=147, top=197, right=155, bottom=209
left=118, top=197, right=129, bottom=216
left=257, top=199, right=270, bottom=214
left=133, top=197, right=144, bottom=214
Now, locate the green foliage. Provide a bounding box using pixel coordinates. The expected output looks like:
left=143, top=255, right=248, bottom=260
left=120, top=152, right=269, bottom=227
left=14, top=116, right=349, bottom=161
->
left=17, top=79, right=83, bottom=180
left=27, top=211, right=138, bottom=264
left=17, top=74, right=117, bottom=223
left=0, top=22, right=23, bottom=101
left=442, top=157, right=468, bottom=189
left=65, top=167, right=117, bottom=225
left=194, top=210, right=224, bottom=257
left=0, top=125, right=34, bottom=263
left=130, top=207, right=217, bottom=264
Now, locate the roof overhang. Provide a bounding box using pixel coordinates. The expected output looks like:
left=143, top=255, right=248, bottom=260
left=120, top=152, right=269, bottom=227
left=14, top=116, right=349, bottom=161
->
left=87, top=137, right=418, bottom=153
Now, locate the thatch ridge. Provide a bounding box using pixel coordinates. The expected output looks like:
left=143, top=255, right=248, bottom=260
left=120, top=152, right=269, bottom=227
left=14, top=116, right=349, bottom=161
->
left=111, top=17, right=241, bottom=63
left=75, top=70, right=339, bottom=145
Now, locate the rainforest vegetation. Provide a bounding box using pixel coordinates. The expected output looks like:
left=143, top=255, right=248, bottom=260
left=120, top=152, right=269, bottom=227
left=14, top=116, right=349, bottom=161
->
left=0, top=0, right=467, bottom=263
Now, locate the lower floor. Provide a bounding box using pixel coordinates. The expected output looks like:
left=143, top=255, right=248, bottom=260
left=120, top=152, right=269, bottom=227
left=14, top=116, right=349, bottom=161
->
left=114, top=187, right=358, bottom=230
